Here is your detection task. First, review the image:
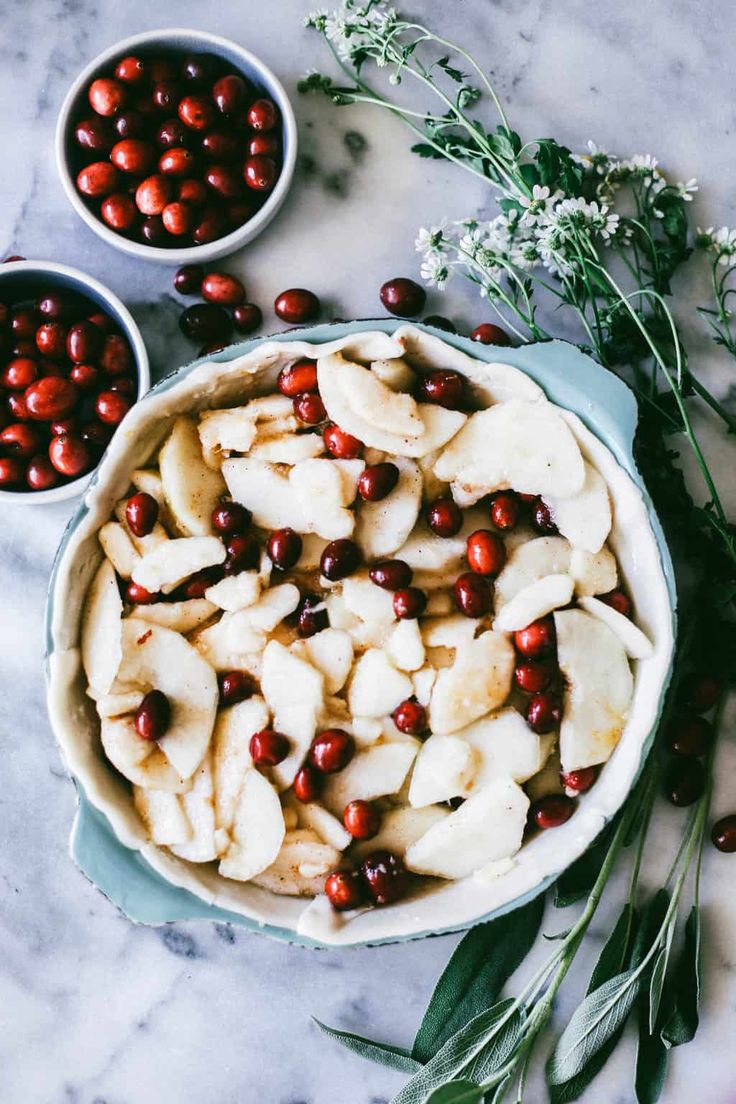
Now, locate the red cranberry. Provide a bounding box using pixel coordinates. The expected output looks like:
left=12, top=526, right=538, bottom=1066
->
left=249, top=728, right=290, bottom=766
left=309, top=729, right=355, bottom=773
left=125, top=581, right=157, bottom=604
left=243, top=154, right=277, bottom=191
left=296, top=592, right=328, bottom=638
left=360, top=850, right=409, bottom=905
left=193, top=206, right=228, bottom=244
left=135, top=174, right=173, bottom=215
left=198, top=341, right=226, bottom=357
left=218, top=670, right=253, bottom=705
left=490, top=491, right=520, bottom=531
left=683, top=674, right=722, bottom=714
left=156, top=117, right=190, bottom=149
left=100, top=334, right=133, bottom=376
left=26, top=377, right=77, bottom=421
left=152, top=80, right=181, bottom=113
left=248, top=133, right=280, bottom=157
left=293, top=765, right=322, bottom=803
left=526, top=692, right=562, bottom=734
left=179, top=94, right=216, bottom=131
left=560, top=767, right=599, bottom=795
left=665, top=758, right=705, bottom=807
left=293, top=392, right=326, bottom=424
left=711, top=815, right=736, bottom=853
left=26, top=454, right=59, bottom=491
left=48, top=433, right=91, bottom=477
left=174, top=264, right=205, bottom=295
left=213, top=74, right=248, bottom=114
left=277, top=360, right=318, bottom=397
left=76, top=161, right=119, bottom=198
left=178, top=178, right=208, bottom=206
left=125, top=491, right=159, bottom=537
left=101, top=193, right=138, bottom=231
left=149, top=58, right=178, bottom=83
left=514, top=617, right=556, bottom=658
left=35, top=322, right=67, bottom=360
left=179, top=566, right=222, bottom=600
left=141, top=216, right=167, bottom=244
left=247, top=98, right=279, bottom=130
left=323, top=423, right=362, bottom=459
left=96, top=390, right=131, bottom=426
left=530, top=794, right=575, bottom=830
left=37, top=292, right=75, bottom=322
left=200, top=272, right=246, bottom=307
left=369, top=559, right=413, bottom=591
left=134, top=689, right=171, bottom=741
left=471, top=322, right=512, bottom=346
left=325, top=869, right=365, bottom=911
left=393, top=587, right=427, bottom=620
left=75, top=116, right=114, bottom=152
left=380, top=277, right=426, bottom=318
left=233, top=303, right=263, bottom=334
left=7, top=394, right=29, bottom=421
left=12, top=340, right=38, bottom=359
left=2, top=357, right=38, bottom=390
left=158, top=147, right=196, bottom=177
left=599, top=590, right=632, bottom=617
left=224, top=533, right=260, bottom=574
left=0, top=457, right=25, bottom=486
left=418, top=369, right=466, bottom=410
left=110, top=138, right=154, bottom=174
left=267, top=527, right=302, bottom=570
left=427, top=496, right=462, bottom=537
left=320, top=538, right=361, bottom=581
left=274, top=289, right=320, bottom=325
left=454, top=572, right=491, bottom=617
left=80, top=420, right=113, bottom=451
left=0, top=423, right=41, bottom=458
left=115, top=55, right=146, bottom=84
left=531, top=498, right=558, bottom=535
left=225, top=198, right=256, bottom=227
left=212, top=500, right=251, bottom=535
left=514, top=660, right=553, bottom=694
left=343, top=800, right=381, bottom=840
left=666, top=713, right=713, bottom=757
left=89, top=77, right=126, bottom=116
left=179, top=303, right=232, bottom=342
left=113, top=110, right=147, bottom=140
left=205, top=163, right=244, bottom=199
left=161, top=201, right=193, bottom=235
left=51, top=418, right=76, bottom=437
left=392, top=699, right=427, bottom=735
left=466, top=529, right=506, bottom=576
left=358, top=462, right=399, bottom=502
left=181, top=54, right=217, bottom=86
left=423, top=315, right=456, bottom=332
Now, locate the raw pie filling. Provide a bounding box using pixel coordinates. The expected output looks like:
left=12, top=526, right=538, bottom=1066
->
left=80, top=329, right=654, bottom=915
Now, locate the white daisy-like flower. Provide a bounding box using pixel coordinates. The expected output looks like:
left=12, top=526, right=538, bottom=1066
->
left=420, top=253, right=452, bottom=288
left=676, top=178, right=698, bottom=201
left=304, top=8, right=328, bottom=29
left=519, top=185, right=562, bottom=227
left=713, top=226, right=736, bottom=265
left=415, top=222, right=448, bottom=256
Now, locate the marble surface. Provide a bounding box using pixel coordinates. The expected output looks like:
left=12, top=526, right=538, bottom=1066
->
left=1, top=1, right=734, bottom=1101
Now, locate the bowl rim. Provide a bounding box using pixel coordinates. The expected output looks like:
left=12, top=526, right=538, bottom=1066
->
left=44, top=320, right=678, bottom=946
left=0, top=258, right=150, bottom=505
left=54, top=27, right=298, bottom=266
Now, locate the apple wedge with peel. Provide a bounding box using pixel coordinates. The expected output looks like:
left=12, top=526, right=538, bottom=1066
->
left=405, top=776, right=529, bottom=880
left=355, top=458, right=422, bottom=559
left=218, top=768, right=285, bottom=882
left=322, top=742, right=419, bottom=815
left=98, top=521, right=140, bottom=579
left=371, top=357, right=416, bottom=393
left=544, top=461, right=612, bottom=554
left=408, top=734, right=478, bottom=807
left=159, top=416, right=226, bottom=536
left=250, top=829, right=342, bottom=896
left=260, top=641, right=324, bottom=789
left=577, top=596, right=654, bottom=659
left=133, top=786, right=192, bottom=847
left=555, top=608, right=634, bottom=772
left=248, top=432, right=325, bottom=464
left=298, top=802, right=352, bottom=851
left=493, top=573, right=574, bottom=633
left=132, top=536, right=225, bottom=595
left=212, top=696, right=269, bottom=833
left=429, top=631, right=515, bottom=735
left=81, top=558, right=123, bottom=696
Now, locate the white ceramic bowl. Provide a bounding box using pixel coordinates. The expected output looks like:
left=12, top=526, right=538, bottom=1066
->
left=55, top=28, right=298, bottom=265
left=0, top=260, right=149, bottom=506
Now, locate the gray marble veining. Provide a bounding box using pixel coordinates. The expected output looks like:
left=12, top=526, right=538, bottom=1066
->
left=1, top=1, right=735, bottom=1101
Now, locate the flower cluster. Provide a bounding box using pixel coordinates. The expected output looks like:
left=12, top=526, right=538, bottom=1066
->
left=697, top=225, right=736, bottom=266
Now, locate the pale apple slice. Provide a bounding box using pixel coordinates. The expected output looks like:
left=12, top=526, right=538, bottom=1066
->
left=81, top=558, right=123, bottom=695
left=494, top=537, right=572, bottom=610
left=371, top=357, right=416, bottom=392
left=244, top=584, right=300, bottom=631
left=322, top=741, right=419, bottom=815
left=261, top=641, right=324, bottom=789
left=408, top=735, right=478, bottom=807
left=545, top=462, right=611, bottom=554
left=100, top=715, right=190, bottom=792
left=117, top=619, right=218, bottom=779
left=131, top=536, right=225, bottom=595
left=434, top=400, right=585, bottom=497
left=198, top=408, right=257, bottom=462
left=170, top=755, right=223, bottom=862
left=298, top=802, right=352, bottom=851
left=250, top=830, right=341, bottom=896
left=555, top=609, right=634, bottom=772
left=159, top=416, right=226, bottom=536
left=429, top=631, right=515, bottom=735
left=99, top=521, right=140, bottom=579
left=330, top=458, right=366, bottom=504
left=190, top=614, right=264, bottom=673
left=472, top=361, right=545, bottom=406
left=348, top=649, right=414, bottom=718
left=350, top=805, right=450, bottom=860
left=351, top=716, right=383, bottom=747
left=133, top=786, right=192, bottom=846
left=577, top=596, right=653, bottom=659
left=405, top=776, right=529, bottom=880
left=320, top=351, right=424, bottom=437
left=131, top=468, right=164, bottom=504
left=355, top=458, right=422, bottom=559
left=422, top=614, right=477, bottom=650
left=204, top=571, right=261, bottom=612
left=569, top=545, right=618, bottom=596
left=223, top=458, right=355, bottom=540
left=493, top=574, right=574, bottom=633
left=95, top=689, right=144, bottom=718
left=302, top=628, right=354, bottom=694
left=386, top=618, right=425, bottom=672
left=249, top=432, right=325, bottom=464
left=394, top=506, right=487, bottom=575
left=218, top=769, right=286, bottom=882
left=131, top=599, right=216, bottom=634
left=412, top=665, right=437, bottom=706
left=212, top=696, right=269, bottom=832
left=340, top=573, right=396, bottom=624
left=113, top=499, right=170, bottom=557
left=299, top=534, right=329, bottom=571
left=458, top=708, right=542, bottom=789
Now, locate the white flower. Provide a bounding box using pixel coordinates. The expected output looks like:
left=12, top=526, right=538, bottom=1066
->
left=577, top=139, right=611, bottom=175
left=519, top=185, right=561, bottom=227
left=420, top=253, right=452, bottom=288
left=713, top=226, right=736, bottom=265
left=415, top=222, right=448, bottom=255
left=305, top=8, right=328, bottom=29
left=676, top=178, right=698, bottom=201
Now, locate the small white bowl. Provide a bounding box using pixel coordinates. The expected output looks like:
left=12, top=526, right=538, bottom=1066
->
left=55, top=28, right=298, bottom=266
left=0, top=260, right=150, bottom=506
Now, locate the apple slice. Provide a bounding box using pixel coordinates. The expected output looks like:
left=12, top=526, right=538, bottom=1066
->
left=223, top=458, right=356, bottom=541
left=408, top=734, right=478, bottom=807
left=555, top=609, right=634, bottom=772
left=99, top=521, right=140, bottom=579
left=100, top=715, right=190, bottom=792
left=170, top=755, right=224, bottom=862
left=320, top=351, right=424, bottom=438
left=472, top=361, right=545, bottom=406
left=132, top=536, right=225, bottom=595
left=493, top=574, right=574, bottom=633
left=218, top=769, right=286, bottom=881
left=204, top=571, right=261, bottom=612
left=355, top=458, right=422, bottom=559
left=249, top=432, right=325, bottom=464
left=348, top=649, right=414, bottom=718
left=544, top=462, right=611, bottom=553
left=350, top=805, right=450, bottom=860
left=131, top=599, right=216, bottom=634
left=458, top=708, right=542, bottom=789
left=569, top=545, right=618, bottom=597
left=131, top=467, right=164, bottom=504
left=322, top=742, right=419, bottom=815
left=302, top=628, right=354, bottom=694
left=371, top=357, right=416, bottom=392
left=494, top=537, right=571, bottom=610
left=133, top=786, right=192, bottom=846
left=434, top=400, right=585, bottom=497
left=412, top=665, right=437, bottom=706
left=261, top=641, right=324, bottom=789
left=117, top=618, right=218, bottom=780
left=94, top=689, right=144, bottom=718
left=190, top=614, right=264, bottom=673
left=351, top=716, right=383, bottom=747
left=577, top=596, right=653, bottom=659
left=429, top=631, right=515, bottom=735
left=244, top=584, right=300, bottom=631
left=386, top=618, right=425, bottom=672
left=159, top=416, right=226, bottom=536
left=298, top=802, right=352, bottom=851
left=250, top=829, right=341, bottom=896
left=81, top=558, right=123, bottom=695
left=405, top=775, right=529, bottom=879
left=212, top=696, right=269, bottom=832
left=422, top=614, right=477, bottom=650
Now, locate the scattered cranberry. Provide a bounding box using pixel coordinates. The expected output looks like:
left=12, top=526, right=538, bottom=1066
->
left=418, top=369, right=466, bottom=410
left=427, top=496, right=462, bottom=537
left=25, top=377, right=77, bottom=421
left=293, top=764, right=322, bottom=803
left=514, top=617, right=556, bottom=658
left=600, top=590, right=632, bottom=617
left=526, top=692, right=562, bottom=734
left=96, top=390, right=131, bottom=425
left=179, top=302, right=232, bottom=342
left=125, top=491, right=159, bottom=537
left=211, top=500, right=251, bottom=535
left=530, top=794, right=575, bottom=829
left=490, top=491, right=520, bottom=531
left=392, top=699, right=427, bottom=735
left=201, top=272, right=246, bottom=307
left=342, top=801, right=380, bottom=841
left=369, top=559, right=413, bottom=591
left=174, top=264, right=205, bottom=294
left=711, top=815, right=736, bottom=853
left=48, top=433, right=90, bottom=477
left=125, top=581, right=157, bottom=604
left=466, top=529, right=506, bottom=576
left=471, top=322, right=512, bottom=346
left=560, top=767, right=599, bottom=795
left=249, top=728, right=290, bottom=766
left=325, top=868, right=365, bottom=911
left=323, top=423, right=362, bottom=459
left=393, top=587, right=427, bottom=620
left=274, top=288, right=320, bottom=324
left=666, top=713, right=713, bottom=757
left=89, top=77, right=126, bottom=117
left=134, top=689, right=171, bottom=741
left=309, top=729, right=355, bottom=773
left=423, top=315, right=456, bottom=332
left=380, top=278, right=426, bottom=318
left=360, top=850, right=410, bottom=905
left=233, top=303, right=262, bottom=334
left=0, top=457, right=25, bottom=486
left=217, top=669, right=253, bottom=705
left=267, top=527, right=302, bottom=571
left=293, top=392, right=326, bottom=424
left=514, top=660, right=553, bottom=694
left=683, top=674, right=722, bottom=714
left=454, top=572, right=491, bottom=617
left=531, top=498, right=558, bottom=535
left=320, top=539, right=361, bottom=581
left=224, top=532, right=260, bottom=574
left=296, top=592, right=328, bottom=638
left=277, top=359, right=318, bottom=397
left=358, top=462, right=399, bottom=502
left=25, top=454, right=59, bottom=491
left=665, top=758, right=705, bottom=806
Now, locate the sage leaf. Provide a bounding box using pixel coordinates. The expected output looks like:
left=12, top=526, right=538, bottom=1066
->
left=589, top=903, right=639, bottom=994
left=635, top=984, right=668, bottom=1104
left=554, top=824, right=615, bottom=908
left=413, top=894, right=544, bottom=1062
left=313, top=1019, right=423, bottom=1074
left=425, top=1081, right=484, bottom=1104
left=630, top=889, right=670, bottom=967
left=661, top=906, right=700, bottom=1047
left=546, top=970, right=640, bottom=1084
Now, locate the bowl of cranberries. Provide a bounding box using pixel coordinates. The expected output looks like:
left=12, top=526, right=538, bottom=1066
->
left=55, top=28, right=297, bottom=263
left=0, top=260, right=149, bottom=502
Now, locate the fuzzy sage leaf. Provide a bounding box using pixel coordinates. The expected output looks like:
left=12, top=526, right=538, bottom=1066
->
left=313, top=1020, right=423, bottom=1074
left=660, top=906, right=701, bottom=1047
left=546, top=970, right=640, bottom=1085
left=425, top=1081, right=485, bottom=1104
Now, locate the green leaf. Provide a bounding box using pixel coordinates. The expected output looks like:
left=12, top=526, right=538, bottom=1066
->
left=635, top=984, right=669, bottom=1104
left=411, top=143, right=447, bottom=160
left=630, top=890, right=670, bottom=967
left=426, top=1081, right=484, bottom=1104
left=546, top=970, right=640, bottom=1084
left=313, top=1020, right=423, bottom=1074
left=412, top=894, right=545, bottom=1062
left=661, top=906, right=701, bottom=1047
left=554, top=824, right=615, bottom=908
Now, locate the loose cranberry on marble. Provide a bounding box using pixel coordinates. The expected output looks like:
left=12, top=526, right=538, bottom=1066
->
left=360, top=850, right=409, bottom=905
left=212, top=499, right=252, bottom=535
left=135, top=174, right=173, bottom=215
left=599, top=589, right=632, bottom=617
left=26, top=454, right=59, bottom=491
left=380, top=277, right=426, bottom=318
left=76, top=161, right=119, bottom=198
left=200, top=272, right=246, bottom=307
left=711, top=815, right=736, bottom=853
left=514, top=660, right=553, bottom=694
left=454, top=572, right=491, bottom=617
left=530, top=794, right=575, bottom=830
left=224, top=532, right=260, bottom=574
left=427, top=496, right=462, bottom=537
left=343, top=800, right=381, bottom=840
left=178, top=178, right=208, bottom=206
left=490, top=491, right=520, bottom=531
left=369, top=559, right=413, bottom=591
left=26, top=377, right=77, bottom=421
left=125, top=581, right=157, bottom=604
left=0, top=423, right=41, bottom=458
left=275, top=289, right=320, bottom=325
left=393, top=587, right=427, bottom=620
left=423, top=315, right=456, bottom=332
left=152, top=80, right=181, bottom=113
left=471, top=322, right=512, bottom=346
left=247, top=98, right=279, bottom=131
left=96, top=390, right=131, bottom=425
left=35, top=322, right=67, bottom=360
left=115, top=55, right=146, bottom=85
left=75, top=116, right=114, bottom=152
left=514, top=617, right=556, bottom=659
left=48, top=433, right=91, bottom=477
left=174, top=264, right=205, bottom=295
left=0, top=457, right=25, bottom=486
left=293, top=392, right=326, bottom=424
left=158, top=147, right=196, bottom=177
left=244, top=154, right=277, bottom=191
left=267, top=527, right=302, bottom=571
left=293, top=764, right=323, bottom=803
left=309, top=729, right=355, bottom=773
left=358, top=462, right=399, bottom=502
left=125, top=491, right=159, bottom=537
left=89, top=77, right=126, bottom=116
left=205, top=163, right=244, bottom=200
left=526, top=692, right=562, bottom=734
left=178, top=93, right=216, bottom=131
left=134, top=689, right=171, bottom=741
left=683, top=674, right=722, bottom=714
left=277, top=359, right=318, bottom=397
left=218, top=669, right=253, bottom=705
left=665, top=757, right=705, bottom=807
left=2, top=357, right=38, bottom=390
left=531, top=497, right=558, bottom=535
left=296, top=592, right=328, bottom=638
left=666, top=713, right=713, bottom=758
left=249, top=728, right=290, bottom=766
left=320, top=538, right=361, bottom=581
left=233, top=303, right=263, bottom=334
left=100, top=334, right=133, bottom=376
left=466, top=529, right=506, bottom=576
left=392, top=698, right=427, bottom=735
left=417, top=369, right=466, bottom=410
left=193, top=206, right=228, bottom=245
left=325, top=869, right=365, bottom=911
left=560, top=767, right=599, bottom=795
left=111, top=138, right=154, bottom=174
left=323, top=423, right=362, bottom=459
left=248, top=133, right=280, bottom=158
left=213, top=73, right=249, bottom=114
left=179, top=302, right=232, bottom=342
